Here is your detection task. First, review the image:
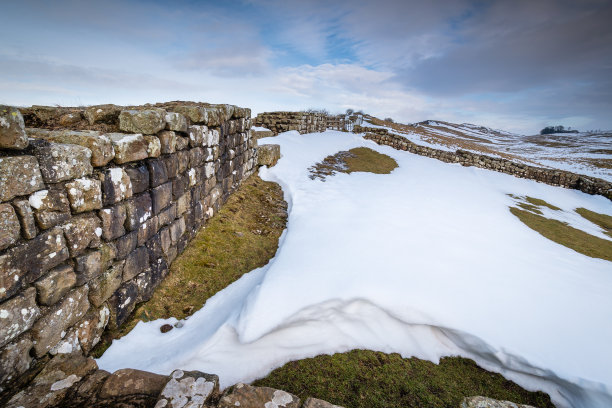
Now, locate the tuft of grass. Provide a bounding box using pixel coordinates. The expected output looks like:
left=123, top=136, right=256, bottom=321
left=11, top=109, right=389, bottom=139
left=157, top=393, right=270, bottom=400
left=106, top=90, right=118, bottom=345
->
left=575, top=207, right=612, bottom=238
left=309, top=147, right=397, bottom=180
left=525, top=196, right=561, bottom=211
left=92, top=175, right=288, bottom=357
left=517, top=202, right=543, bottom=215
left=510, top=207, right=612, bottom=262
left=254, top=350, right=554, bottom=408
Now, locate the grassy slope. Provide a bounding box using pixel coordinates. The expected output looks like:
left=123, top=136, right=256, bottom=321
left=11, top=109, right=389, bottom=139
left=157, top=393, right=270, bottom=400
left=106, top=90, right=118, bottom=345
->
left=92, top=174, right=288, bottom=355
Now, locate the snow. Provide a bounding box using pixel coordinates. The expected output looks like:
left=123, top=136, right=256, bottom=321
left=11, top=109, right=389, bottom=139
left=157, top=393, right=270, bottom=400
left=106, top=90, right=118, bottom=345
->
left=98, top=130, right=612, bottom=408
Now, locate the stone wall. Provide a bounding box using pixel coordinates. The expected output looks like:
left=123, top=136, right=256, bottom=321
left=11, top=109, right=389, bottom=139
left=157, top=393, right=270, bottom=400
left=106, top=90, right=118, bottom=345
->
left=357, top=126, right=612, bottom=200
left=0, top=102, right=257, bottom=395
left=254, top=112, right=328, bottom=135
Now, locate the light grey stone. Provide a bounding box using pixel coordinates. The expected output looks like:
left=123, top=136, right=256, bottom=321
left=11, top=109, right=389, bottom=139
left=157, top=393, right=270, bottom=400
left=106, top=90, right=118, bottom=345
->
left=0, top=287, right=40, bottom=348
left=0, top=156, right=45, bottom=202
left=119, top=109, right=166, bottom=135
left=0, top=105, right=28, bottom=149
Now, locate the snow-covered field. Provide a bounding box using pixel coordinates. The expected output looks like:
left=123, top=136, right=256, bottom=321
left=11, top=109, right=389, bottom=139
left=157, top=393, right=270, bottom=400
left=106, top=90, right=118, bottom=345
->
left=98, top=130, right=612, bottom=408
left=365, top=119, right=612, bottom=181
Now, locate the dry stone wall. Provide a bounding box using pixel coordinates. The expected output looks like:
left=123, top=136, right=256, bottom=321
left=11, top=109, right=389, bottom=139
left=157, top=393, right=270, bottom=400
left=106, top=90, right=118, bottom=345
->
left=357, top=126, right=612, bottom=200
left=0, top=102, right=257, bottom=395
left=254, top=112, right=328, bottom=135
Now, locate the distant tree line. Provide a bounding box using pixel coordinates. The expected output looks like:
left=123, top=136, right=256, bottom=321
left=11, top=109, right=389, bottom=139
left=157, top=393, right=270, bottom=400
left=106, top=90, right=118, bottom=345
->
left=540, top=125, right=579, bottom=135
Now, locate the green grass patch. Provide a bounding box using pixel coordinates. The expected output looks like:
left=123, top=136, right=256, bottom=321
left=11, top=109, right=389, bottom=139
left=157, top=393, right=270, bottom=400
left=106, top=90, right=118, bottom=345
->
left=254, top=350, right=554, bottom=408
left=525, top=196, right=561, bottom=211
left=92, top=175, right=288, bottom=357
left=517, top=202, right=543, bottom=215
left=510, top=207, right=612, bottom=262
left=309, top=147, right=397, bottom=180
left=575, top=207, right=612, bottom=238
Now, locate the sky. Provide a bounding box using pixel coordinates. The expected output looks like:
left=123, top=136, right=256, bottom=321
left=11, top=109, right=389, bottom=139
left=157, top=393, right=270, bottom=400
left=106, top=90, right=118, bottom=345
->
left=1, top=0, right=611, bottom=134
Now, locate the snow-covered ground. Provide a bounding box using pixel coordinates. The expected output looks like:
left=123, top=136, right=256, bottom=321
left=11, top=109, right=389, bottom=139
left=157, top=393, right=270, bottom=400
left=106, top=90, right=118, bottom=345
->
left=98, top=130, right=612, bottom=408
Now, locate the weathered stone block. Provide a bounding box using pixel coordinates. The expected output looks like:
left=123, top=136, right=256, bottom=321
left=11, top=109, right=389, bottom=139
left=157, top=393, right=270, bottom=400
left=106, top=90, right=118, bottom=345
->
left=40, top=130, right=115, bottom=167
left=62, top=213, right=101, bottom=256
left=138, top=215, right=159, bottom=246
left=218, top=384, right=300, bottom=408
left=29, top=188, right=71, bottom=230
left=31, top=285, right=89, bottom=357
left=169, top=217, right=186, bottom=245
left=123, top=246, right=149, bottom=282
left=100, top=167, right=133, bottom=205
left=85, top=104, right=121, bottom=125
left=107, top=281, right=138, bottom=328
left=89, top=261, right=124, bottom=307
left=205, top=128, right=220, bottom=147
left=257, top=144, right=281, bottom=167
left=33, top=141, right=93, bottom=183
left=177, top=192, right=191, bottom=216
left=124, top=164, right=150, bottom=195
left=204, top=162, right=215, bottom=178
left=148, top=158, right=168, bottom=187
left=34, top=265, right=77, bottom=306
left=145, top=135, right=162, bottom=158
left=76, top=305, right=110, bottom=353
left=188, top=125, right=207, bottom=147
left=12, top=199, right=37, bottom=239
left=58, top=111, right=83, bottom=126
left=165, top=112, right=188, bottom=132
left=99, top=204, right=126, bottom=241
left=119, top=109, right=166, bottom=134
left=125, top=193, right=152, bottom=231
left=152, top=181, right=172, bottom=214
left=0, top=287, right=40, bottom=348
left=115, top=230, right=137, bottom=260
left=163, top=154, right=179, bottom=178
left=303, top=398, right=345, bottom=408
left=155, top=369, right=219, bottom=408
left=5, top=352, right=97, bottom=408
left=108, top=133, right=149, bottom=164
left=169, top=105, right=209, bottom=124
left=74, top=244, right=115, bottom=286
left=100, top=368, right=168, bottom=400
left=158, top=130, right=178, bottom=154
left=0, top=203, right=20, bottom=250
left=173, top=174, right=189, bottom=200
left=0, top=335, right=33, bottom=387
left=0, top=156, right=45, bottom=202
left=0, top=105, right=28, bottom=149
left=158, top=203, right=177, bottom=227
left=0, top=227, right=69, bottom=301
left=65, top=177, right=102, bottom=213
left=461, top=396, right=537, bottom=408
left=176, top=136, right=189, bottom=151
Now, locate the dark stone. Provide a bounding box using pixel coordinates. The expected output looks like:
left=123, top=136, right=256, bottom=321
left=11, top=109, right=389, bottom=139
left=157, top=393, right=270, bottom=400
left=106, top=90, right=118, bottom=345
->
left=163, top=154, right=179, bottom=179
left=124, top=165, right=150, bottom=195
left=151, top=181, right=173, bottom=215
left=125, top=193, right=152, bottom=231
left=108, top=281, right=138, bottom=329
left=114, top=230, right=137, bottom=260
left=158, top=203, right=177, bottom=227
left=123, top=246, right=149, bottom=282
left=160, top=324, right=173, bottom=333
left=137, top=215, right=159, bottom=246
left=99, top=368, right=168, bottom=399
left=147, top=158, right=168, bottom=187
left=12, top=199, right=37, bottom=240
left=172, top=174, right=189, bottom=200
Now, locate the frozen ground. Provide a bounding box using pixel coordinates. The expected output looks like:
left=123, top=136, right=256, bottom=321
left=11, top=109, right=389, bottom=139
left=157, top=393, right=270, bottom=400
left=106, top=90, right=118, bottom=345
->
left=98, top=130, right=612, bottom=408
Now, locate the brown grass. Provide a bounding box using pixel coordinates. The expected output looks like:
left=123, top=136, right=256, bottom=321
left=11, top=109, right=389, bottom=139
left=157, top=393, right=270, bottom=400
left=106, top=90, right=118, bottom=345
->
left=309, top=147, right=397, bottom=180
left=575, top=208, right=612, bottom=238
left=510, top=207, right=612, bottom=262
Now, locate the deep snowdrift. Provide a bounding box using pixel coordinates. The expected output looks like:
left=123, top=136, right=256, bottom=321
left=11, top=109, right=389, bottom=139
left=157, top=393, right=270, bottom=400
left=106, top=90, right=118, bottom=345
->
left=98, top=131, right=612, bottom=408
